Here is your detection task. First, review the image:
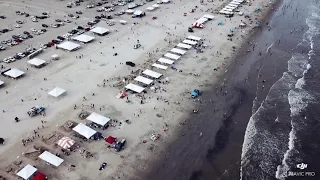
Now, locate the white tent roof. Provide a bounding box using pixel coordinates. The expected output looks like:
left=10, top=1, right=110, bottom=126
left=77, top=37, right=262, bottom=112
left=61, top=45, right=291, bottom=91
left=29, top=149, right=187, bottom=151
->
left=187, top=35, right=202, bottom=41
left=134, top=76, right=153, bottom=85
left=233, top=0, right=244, bottom=3
left=86, top=112, right=110, bottom=126
left=90, top=27, right=110, bottom=35
left=142, top=69, right=162, bottom=79
left=16, top=164, right=37, bottom=180
left=152, top=4, right=160, bottom=8
left=4, top=68, right=25, bottom=78
left=73, top=123, right=97, bottom=139
left=170, top=48, right=186, bottom=55
left=158, top=58, right=174, bottom=65
left=146, top=7, right=155, bottom=11
left=202, top=14, right=214, bottom=20
left=28, top=58, right=46, bottom=67
left=152, top=63, right=168, bottom=70
left=48, top=87, right=66, bottom=97
left=177, top=43, right=192, bottom=49
left=228, top=4, right=238, bottom=7
left=196, top=17, right=208, bottom=24
left=57, top=41, right=80, bottom=51
left=39, top=151, right=64, bottom=167
left=225, top=5, right=237, bottom=10
left=230, top=1, right=241, bottom=5
left=125, top=83, right=145, bottom=93
left=220, top=10, right=234, bottom=14
left=162, top=0, right=170, bottom=3
left=73, top=34, right=95, bottom=43
left=57, top=137, right=75, bottom=149
left=119, top=20, right=127, bottom=24
left=0, top=80, right=4, bottom=86
left=183, top=39, right=197, bottom=45
left=164, top=53, right=181, bottom=60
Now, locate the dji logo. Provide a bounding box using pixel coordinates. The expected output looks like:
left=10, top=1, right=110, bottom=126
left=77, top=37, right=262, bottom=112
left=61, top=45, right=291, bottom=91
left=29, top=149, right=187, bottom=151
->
left=297, top=163, right=308, bottom=170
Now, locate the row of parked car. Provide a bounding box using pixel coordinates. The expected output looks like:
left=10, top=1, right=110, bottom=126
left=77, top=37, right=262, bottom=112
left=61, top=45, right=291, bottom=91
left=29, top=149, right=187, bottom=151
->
left=2, top=47, right=37, bottom=63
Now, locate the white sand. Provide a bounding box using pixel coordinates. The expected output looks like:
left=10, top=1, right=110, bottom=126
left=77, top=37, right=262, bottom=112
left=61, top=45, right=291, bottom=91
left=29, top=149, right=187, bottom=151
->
left=0, top=0, right=278, bottom=179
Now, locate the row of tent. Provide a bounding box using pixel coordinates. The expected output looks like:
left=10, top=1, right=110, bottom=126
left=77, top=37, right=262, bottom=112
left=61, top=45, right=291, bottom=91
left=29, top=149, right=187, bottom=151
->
left=219, top=0, right=245, bottom=15
left=57, top=27, right=111, bottom=51
left=192, top=14, right=215, bottom=28
left=124, top=35, right=202, bottom=93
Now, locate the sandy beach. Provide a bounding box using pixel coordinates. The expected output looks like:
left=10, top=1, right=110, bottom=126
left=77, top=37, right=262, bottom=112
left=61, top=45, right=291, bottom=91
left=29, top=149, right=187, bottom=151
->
left=0, top=0, right=279, bottom=179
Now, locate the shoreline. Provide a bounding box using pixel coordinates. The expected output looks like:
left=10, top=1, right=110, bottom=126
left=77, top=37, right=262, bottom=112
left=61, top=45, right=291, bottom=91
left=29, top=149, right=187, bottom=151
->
left=0, top=0, right=283, bottom=179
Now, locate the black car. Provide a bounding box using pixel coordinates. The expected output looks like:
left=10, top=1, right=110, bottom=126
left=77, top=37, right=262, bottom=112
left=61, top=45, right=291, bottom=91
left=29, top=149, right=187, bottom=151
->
left=52, top=40, right=60, bottom=44
left=16, top=20, right=23, bottom=24
left=96, top=2, right=102, bottom=6
left=23, top=31, right=30, bottom=34
left=106, top=15, right=113, bottom=19
left=125, top=61, right=136, bottom=67
left=25, top=13, right=30, bottom=17
left=95, top=16, right=101, bottom=19
left=57, top=36, right=65, bottom=40
left=93, top=19, right=100, bottom=23
left=27, top=34, right=33, bottom=38
left=87, top=22, right=94, bottom=26
left=42, top=24, right=48, bottom=28
left=42, top=12, right=48, bottom=15
left=55, top=19, right=62, bottom=22
left=14, top=55, right=21, bottom=60
left=77, top=26, right=84, bottom=30
left=41, top=29, right=47, bottom=32
left=12, top=35, right=19, bottom=39
left=76, top=11, right=82, bottom=14
left=0, top=16, right=6, bottom=19
left=114, top=139, right=126, bottom=152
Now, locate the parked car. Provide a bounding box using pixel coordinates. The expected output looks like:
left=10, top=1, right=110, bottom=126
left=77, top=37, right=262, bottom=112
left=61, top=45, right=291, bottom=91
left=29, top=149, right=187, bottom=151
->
left=0, top=16, right=6, bottom=19
left=76, top=11, right=82, bottom=14
left=16, top=20, right=23, bottom=24
left=114, top=139, right=126, bottom=152
left=42, top=24, right=48, bottom=28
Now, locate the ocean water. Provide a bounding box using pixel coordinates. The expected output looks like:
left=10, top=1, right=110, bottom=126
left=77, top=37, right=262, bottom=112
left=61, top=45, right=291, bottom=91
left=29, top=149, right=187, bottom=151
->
left=241, top=0, right=320, bottom=179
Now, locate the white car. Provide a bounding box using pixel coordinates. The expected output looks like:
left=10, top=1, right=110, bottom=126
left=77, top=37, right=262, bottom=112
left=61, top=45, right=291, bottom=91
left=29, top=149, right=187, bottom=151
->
left=51, top=24, right=58, bottom=28
left=31, top=28, right=37, bottom=32
left=14, top=24, right=21, bottom=28
left=59, top=22, right=65, bottom=26
left=38, top=30, right=44, bottom=34
left=17, top=53, right=25, bottom=57
left=32, top=18, right=38, bottom=22
left=64, top=19, right=71, bottom=23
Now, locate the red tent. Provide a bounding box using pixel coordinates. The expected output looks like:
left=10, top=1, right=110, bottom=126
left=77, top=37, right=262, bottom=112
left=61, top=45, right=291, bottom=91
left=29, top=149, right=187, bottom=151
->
left=33, top=172, right=46, bottom=180
left=105, top=136, right=116, bottom=144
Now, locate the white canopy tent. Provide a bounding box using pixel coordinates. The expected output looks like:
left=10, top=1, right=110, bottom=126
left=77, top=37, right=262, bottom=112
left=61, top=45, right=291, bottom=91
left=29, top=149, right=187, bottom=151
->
left=39, top=151, right=64, bottom=167
left=86, top=112, right=110, bottom=126
left=225, top=6, right=237, bottom=10
left=152, top=4, right=160, bottom=8
left=202, top=14, right=214, bottom=20
left=146, top=7, right=155, bottom=11
left=0, top=80, right=4, bottom=86
left=57, top=137, right=75, bottom=149
left=28, top=58, right=46, bottom=67
left=228, top=4, right=238, bottom=8
left=158, top=58, right=174, bottom=65
left=73, top=123, right=97, bottom=139
left=183, top=39, right=197, bottom=45
left=187, top=35, right=202, bottom=41
left=134, top=76, right=153, bottom=85
left=4, top=68, right=25, bottom=78
left=177, top=43, right=192, bottom=49
left=143, top=69, right=162, bottom=79
left=164, top=53, right=181, bottom=60
left=16, top=164, right=37, bottom=180
left=90, top=27, right=110, bottom=35
left=222, top=7, right=234, bottom=12
left=152, top=63, right=168, bottom=70
left=57, top=41, right=80, bottom=51
left=233, top=0, right=244, bottom=3
left=48, top=87, right=66, bottom=97
left=125, top=83, right=145, bottom=93
left=170, top=48, right=186, bottom=55
left=162, top=0, right=170, bottom=3
left=73, top=34, right=95, bottom=43
left=229, top=1, right=241, bottom=5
